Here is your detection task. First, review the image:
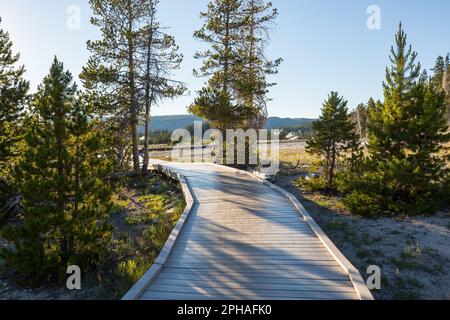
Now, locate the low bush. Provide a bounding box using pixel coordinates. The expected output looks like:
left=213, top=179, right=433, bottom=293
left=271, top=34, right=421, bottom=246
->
left=296, top=176, right=328, bottom=193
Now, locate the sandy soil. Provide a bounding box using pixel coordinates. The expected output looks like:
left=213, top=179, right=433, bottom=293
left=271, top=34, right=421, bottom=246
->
left=275, top=173, right=450, bottom=300
left=0, top=276, right=105, bottom=300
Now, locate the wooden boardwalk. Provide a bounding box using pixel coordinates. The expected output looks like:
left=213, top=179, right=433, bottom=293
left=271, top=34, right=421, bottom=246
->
left=123, top=161, right=373, bottom=300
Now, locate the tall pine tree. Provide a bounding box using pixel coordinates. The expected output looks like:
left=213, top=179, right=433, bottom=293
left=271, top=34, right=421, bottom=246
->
left=345, top=23, right=450, bottom=217
left=193, top=0, right=244, bottom=96
left=81, top=0, right=156, bottom=172
left=235, top=0, right=281, bottom=129
left=138, top=0, right=185, bottom=172
left=190, top=0, right=281, bottom=134
left=369, top=23, right=422, bottom=161
left=190, top=0, right=255, bottom=134
left=1, top=58, right=112, bottom=284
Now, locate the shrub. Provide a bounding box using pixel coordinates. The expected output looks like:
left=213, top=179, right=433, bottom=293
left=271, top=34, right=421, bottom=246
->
left=342, top=158, right=447, bottom=217
left=296, top=176, right=327, bottom=192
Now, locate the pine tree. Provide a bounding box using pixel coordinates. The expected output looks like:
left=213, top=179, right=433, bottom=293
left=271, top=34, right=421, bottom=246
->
left=344, top=23, right=450, bottom=217
left=0, top=18, right=29, bottom=180
left=193, top=0, right=244, bottom=95
left=190, top=0, right=252, bottom=134
left=1, top=58, right=112, bottom=284
left=370, top=23, right=422, bottom=160
left=235, top=0, right=282, bottom=129
left=190, top=0, right=281, bottom=134
left=81, top=0, right=156, bottom=172
left=306, top=92, right=358, bottom=189
left=138, top=0, right=185, bottom=172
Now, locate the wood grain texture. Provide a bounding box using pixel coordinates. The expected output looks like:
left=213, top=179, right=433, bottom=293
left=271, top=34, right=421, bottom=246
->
left=123, top=161, right=373, bottom=300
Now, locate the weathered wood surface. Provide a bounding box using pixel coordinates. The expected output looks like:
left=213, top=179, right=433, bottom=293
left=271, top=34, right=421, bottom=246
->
left=126, top=161, right=373, bottom=300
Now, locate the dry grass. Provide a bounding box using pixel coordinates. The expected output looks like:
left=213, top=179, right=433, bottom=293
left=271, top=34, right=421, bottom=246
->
left=279, top=147, right=319, bottom=166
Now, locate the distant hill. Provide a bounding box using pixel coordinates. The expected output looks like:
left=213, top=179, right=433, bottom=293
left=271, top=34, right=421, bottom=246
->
left=140, top=115, right=316, bottom=133
left=139, top=115, right=202, bottom=133
left=265, top=117, right=316, bottom=129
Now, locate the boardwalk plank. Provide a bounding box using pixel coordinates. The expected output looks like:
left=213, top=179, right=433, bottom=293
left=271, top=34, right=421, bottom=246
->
left=160, top=267, right=350, bottom=280
left=151, top=279, right=357, bottom=293
left=156, top=272, right=351, bottom=285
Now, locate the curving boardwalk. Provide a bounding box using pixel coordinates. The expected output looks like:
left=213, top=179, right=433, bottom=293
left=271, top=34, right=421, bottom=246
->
left=123, top=161, right=373, bottom=300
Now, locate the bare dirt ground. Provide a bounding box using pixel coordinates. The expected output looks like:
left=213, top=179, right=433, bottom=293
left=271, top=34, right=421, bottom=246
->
left=0, top=274, right=105, bottom=300
left=275, top=173, right=450, bottom=300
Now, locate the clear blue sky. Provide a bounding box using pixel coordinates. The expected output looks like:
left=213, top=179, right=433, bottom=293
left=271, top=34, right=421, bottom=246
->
left=1, top=0, right=449, bottom=118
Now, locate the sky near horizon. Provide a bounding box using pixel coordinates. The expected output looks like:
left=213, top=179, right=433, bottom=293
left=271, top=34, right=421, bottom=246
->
left=0, top=0, right=449, bottom=118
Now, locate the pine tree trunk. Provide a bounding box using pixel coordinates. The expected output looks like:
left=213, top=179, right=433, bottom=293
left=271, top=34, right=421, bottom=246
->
left=54, top=103, right=69, bottom=264
left=248, top=0, right=258, bottom=170
left=127, top=0, right=140, bottom=172
left=142, top=12, right=155, bottom=173
left=248, top=0, right=256, bottom=118
left=329, top=141, right=336, bottom=189
left=223, top=5, right=230, bottom=94
left=142, top=92, right=153, bottom=173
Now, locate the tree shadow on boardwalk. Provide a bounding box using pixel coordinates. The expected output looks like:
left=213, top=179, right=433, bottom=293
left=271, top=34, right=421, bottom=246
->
left=142, top=164, right=361, bottom=300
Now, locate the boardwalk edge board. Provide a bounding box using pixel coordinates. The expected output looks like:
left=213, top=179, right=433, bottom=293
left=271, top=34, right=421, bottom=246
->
left=122, top=164, right=195, bottom=300
left=216, top=164, right=374, bottom=301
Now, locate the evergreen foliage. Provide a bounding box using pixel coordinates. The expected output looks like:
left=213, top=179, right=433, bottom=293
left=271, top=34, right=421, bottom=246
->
left=81, top=0, right=184, bottom=173
left=1, top=58, right=112, bottom=284
left=344, top=24, right=450, bottom=217
left=0, top=18, right=29, bottom=181
left=190, top=0, right=280, bottom=132
left=137, top=0, right=186, bottom=172
left=306, top=92, right=358, bottom=189
left=81, top=0, right=155, bottom=172
left=234, top=0, right=282, bottom=129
